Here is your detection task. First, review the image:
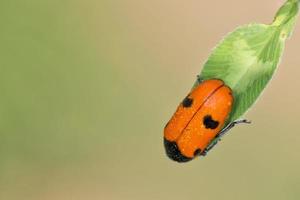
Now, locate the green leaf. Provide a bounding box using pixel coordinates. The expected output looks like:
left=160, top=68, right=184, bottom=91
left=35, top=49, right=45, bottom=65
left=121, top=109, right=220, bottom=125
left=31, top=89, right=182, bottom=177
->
left=196, top=0, right=299, bottom=123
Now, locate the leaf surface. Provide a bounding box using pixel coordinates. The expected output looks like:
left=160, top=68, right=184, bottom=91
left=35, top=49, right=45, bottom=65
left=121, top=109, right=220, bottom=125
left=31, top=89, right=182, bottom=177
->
left=196, top=0, right=299, bottom=122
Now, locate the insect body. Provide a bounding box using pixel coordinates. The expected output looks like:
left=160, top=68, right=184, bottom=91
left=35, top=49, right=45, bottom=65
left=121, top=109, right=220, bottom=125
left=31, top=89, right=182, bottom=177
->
left=164, top=79, right=249, bottom=162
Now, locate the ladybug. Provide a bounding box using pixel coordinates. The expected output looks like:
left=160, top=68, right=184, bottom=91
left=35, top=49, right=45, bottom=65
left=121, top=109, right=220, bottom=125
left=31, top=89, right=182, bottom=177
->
left=164, top=79, right=250, bottom=162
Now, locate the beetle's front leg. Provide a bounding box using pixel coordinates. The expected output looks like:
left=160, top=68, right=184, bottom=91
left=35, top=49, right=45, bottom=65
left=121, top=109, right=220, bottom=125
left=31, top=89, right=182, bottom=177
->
left=201, top=119, right=251, bottom=156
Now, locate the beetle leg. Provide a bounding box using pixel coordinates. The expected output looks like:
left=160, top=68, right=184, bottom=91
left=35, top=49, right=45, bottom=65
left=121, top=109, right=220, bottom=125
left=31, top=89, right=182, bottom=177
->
left=196, top=75, right=203, bottom=84
left=192, top=75, right=203, bottom=89
left=201, top=119, right=251, bottom=156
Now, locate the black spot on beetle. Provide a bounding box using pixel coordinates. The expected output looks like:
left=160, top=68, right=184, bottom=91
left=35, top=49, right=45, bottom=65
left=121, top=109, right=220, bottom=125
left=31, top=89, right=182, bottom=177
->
left=193, top=149, right=202, bottom=157
left=182, top=96, right=193, bottom=108
left=203, top=115, right=219, bottom=129
left=164, top=138, right=192, bottom=162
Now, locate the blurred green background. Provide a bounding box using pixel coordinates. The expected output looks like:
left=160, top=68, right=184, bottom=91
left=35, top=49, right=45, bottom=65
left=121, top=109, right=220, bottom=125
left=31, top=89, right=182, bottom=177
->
left=1, top=0, right=300, bottom=199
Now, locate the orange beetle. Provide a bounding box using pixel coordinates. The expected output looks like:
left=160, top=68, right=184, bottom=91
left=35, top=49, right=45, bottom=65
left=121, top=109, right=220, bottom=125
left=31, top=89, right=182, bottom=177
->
left=164, top=79, right=249, bottom=162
